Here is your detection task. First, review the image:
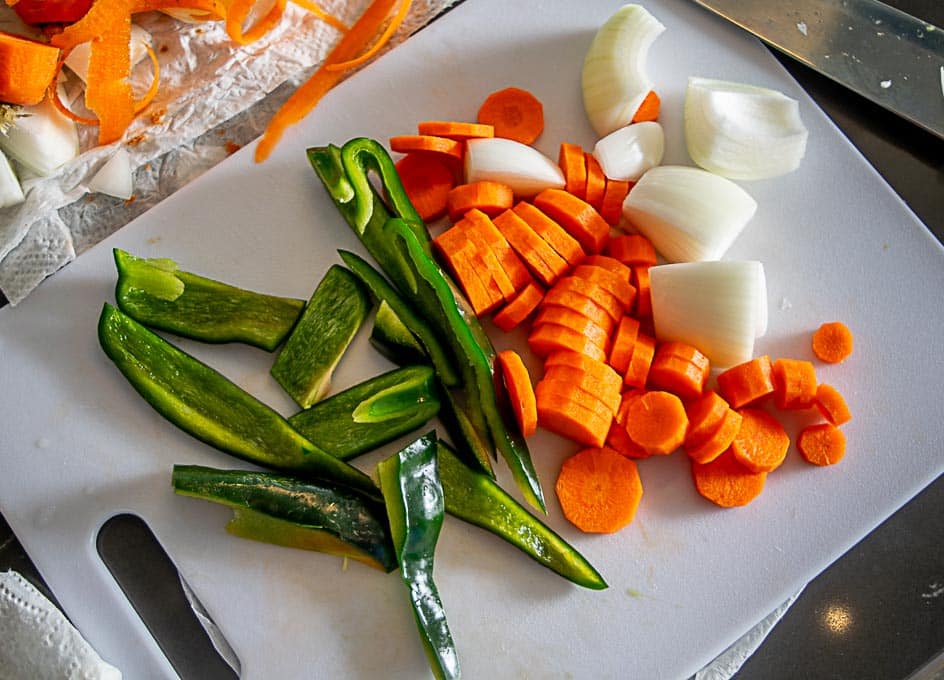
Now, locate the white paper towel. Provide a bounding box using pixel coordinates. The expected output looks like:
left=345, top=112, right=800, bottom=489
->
left=0, top=570, right=122, bottom=680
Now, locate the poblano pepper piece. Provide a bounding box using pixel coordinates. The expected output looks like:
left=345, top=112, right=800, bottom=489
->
left=172, top=465, right=396, bottom=572
left=113, top=248, right=304, bottom=352
left=98, top=303, right=379, bottom=500
left=377, top=432, right=460, bottom=680
left=370, top=299, right=428, bottom=367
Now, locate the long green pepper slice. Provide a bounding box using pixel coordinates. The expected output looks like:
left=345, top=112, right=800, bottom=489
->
left=98, top=304, right=379, bottom=500
left=377, top=433, right=460, bottom=680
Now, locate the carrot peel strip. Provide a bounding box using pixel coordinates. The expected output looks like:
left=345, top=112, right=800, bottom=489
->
left=325, top=0, right=411, bottom=71
left=289, top=0, right=349, bottom=32
left=226, top=0, right=288, bottom=46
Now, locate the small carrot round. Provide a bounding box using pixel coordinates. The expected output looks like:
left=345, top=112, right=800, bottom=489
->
left=683, top=391, right=729, bottom=449
left=558, top=142, right=587, bottom=199
left=389, top=134, right=464, bottom=162
left=491, top=281, right=544, bottom=332
left=535, top=384, right=612, bottom=448
left=497, top=350, right=538, bottom=437
left=605, top=233, right=657, bottom=267
left=599, top=179, right=632, bottom=226
left=583, top=152, right=607, bottom=211
left=647, top=342, right=710, bottom=401
left=446, top=180, right=514, bottom=222
left=623, top=390, right=688, bottom=456
left=543, top=365, right=622, bottom=417
left=552, top=276, right=625, bottom=326
left=544, top=350, right=619, bottom=383
left=797, top=422, right=846, bottom=466
left=492, top=208, right=569, bottom=287
left=539, top=292, right=616, bottom=335
left=631, top=90, right=661, bottom=123
left=692, top=449, right=767, bottom=508
left=716, top=355, right=775, bottom=409
left=533, top=306, right=612, bottom=353
left=771, top=357, right=818, bottom=410
left=814, top=383, right=852, bottom=426
left=631, top=265, right=652, bottom=318
left=512, top=202, right=585, bottom=266
left=416, top=120, right=494, bottom=140
left=623, top=332, right=656, bottom=389
left=572, top=264, right=637, bottom=310
left=606, top=419, right=649, bottom=459
left=581, top=255, right=633, bottom=283
left=686, top=407, right=743, bottom=465
left=533, top=188, right=610, bottom=254
left=477, top=86, right=545, bottom=145
left=608, top=315, right=641, bottom=375
left=730, top=408, right=790, bottom=473
left=528, top=322, right=608, bottom=362
left=812, top=321, right=854, bottom=364
left=463, top=209, right=532, bottom=290
left=395, top=152, right=456, bottom=222
left=555, top=447, right=644, bottom=533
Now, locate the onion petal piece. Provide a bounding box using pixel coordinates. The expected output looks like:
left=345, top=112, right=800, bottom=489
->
left=684, top=76, right=808, bottom=180
left=0, top=149, right=25, bottom=208
left=88, top=147, right=134, bottom=200
left=622, top=165, right=756, bottom=262
left=650, top=260, right=768, bottom=367
left=0, top=97, right=79, bottom=177
left=464, top=137, right=564, bottom=197
left=582, top=4, right=665, bottom=137
left=592, top=120, right=664, bottom=182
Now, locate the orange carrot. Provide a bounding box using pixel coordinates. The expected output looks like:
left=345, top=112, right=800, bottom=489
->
left=544, top=349, right=618, bottom=380
left=446, top=180, right=514, bottom=222
left=631, top=265, right=652, bottom=318
left=623, top=390, right=688, bottom=456
left=511, top=202, right=585, bottom=266
left=491, top=280, right=544, bottom=332
left=533, top=306, right=611, bottom=354
left=226, top=0, right=287, bottom=45
left=608, top=315, right=640, bottom=374
left=581, top=255, right=633, bottom=283
left=583, top=152, right=606, bottom=211
left=476, top=86, right=544, bottom=145
left=555, top=447, right=644, bottom=533
left=458, top=217, right=516, bottom=301
left=605, top=418, right=649, bottom=459
left=730, top=408, right=790, bottom=473
left=691, top=448, right=767, bottom=508
left=533, top=188, right=609, bottom=254
left=647, top=341, right=710, bottom=401
left=558, top=142, right=587, bottom=199
left=552, top=276, right=625, bottom=326
left=416, top=120, right=494, bottom=140
left=255, top=0, right=399, bottom=162
left=462, top=208, right=532, bottom=290
left=605, top=233, right=657, bottom=266
left=631, top=90, right=661, bottom=123
left=683, top=391, right=729, bottom=450
left=715, top=355, right=775, bottom=409
left=797, top=422, right=846, bottom=466
left=323, top=0, right=412, bottom=70
left=535, top=383, right=612, bottom=448
left=389, top=134, right=464, bottom=163
left=528, top=322, right=608, bottom=363
left=433, top=232, right=502, bottom=316
left=811, top=321, right=854, bottom=364
left=771, top=357, right=818, bottom=410
left=542, top=365, right=622, bottom=416
left=492, top=208, right=569, bottom=287
left=0, top=32, right=60, bottom=106
left=289, top=0, right=349, bottom=32
left=395, top=152, right=456, bottom=222
left=572, top=264, right=637, bottom=311
left=623, top=332, right=655, bottom=389
left=599, top=179, right=631, bottom=226
left=686, top=407, right=743, bottom=465
left=814, top=383, right=852, bottom=426
left=497, top=349, right=537, bottom=437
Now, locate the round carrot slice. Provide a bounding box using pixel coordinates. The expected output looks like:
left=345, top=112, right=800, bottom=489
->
left=555, top=447, right=643, bottom=533
left=692, top=449, right=767, bottom=508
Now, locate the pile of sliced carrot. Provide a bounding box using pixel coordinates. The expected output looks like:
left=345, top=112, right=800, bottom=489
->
left=386, top=88, right=855, bottom=532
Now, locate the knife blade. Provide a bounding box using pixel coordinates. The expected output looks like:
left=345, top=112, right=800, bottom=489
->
left=689, top=0, right=944, bottom=139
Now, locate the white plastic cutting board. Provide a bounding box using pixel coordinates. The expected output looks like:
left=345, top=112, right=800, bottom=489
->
left=2, top=1, right=943, bottom=678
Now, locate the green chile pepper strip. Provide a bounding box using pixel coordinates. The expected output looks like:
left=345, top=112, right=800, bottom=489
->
left=98, top=304, right=379, bottom=500
left=172, top=465, right=396, bottom=572
left=377, top=433, right=460, bottom=680
left=113, top=249, right=304, bottom=352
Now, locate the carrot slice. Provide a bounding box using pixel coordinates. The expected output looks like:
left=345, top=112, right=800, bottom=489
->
left=462, top=208, right=532, bottom=290
left=797, top=423, right=846, bottom=466
left=539, top=293, right=615, bottom=336
left=533, top=188, right=609, bottom=254
left=623, top=332, right=655, bottom=389
left=631, top=265, right=652, bottom=318
left=599, top=179, right=631, bottom=226
left=491, top=280, right=544, bottom=332
left=497, top=350, right=537, bottom=437
left=771, top=357, right=818, bottom=410
left=606, top=233, right=657, bottom=266
left=528, top=323, right=608, bottom=363
left=812, top=321, right=854, bottom=364
left=623, top=390, right=688, bottom=456
left=608, top=315, right=640, bottom=374
left=580, top=254, right=633, bottom=283
left=683, top=391, right=729, bottom=450
left=476, top=86, right=544, bottom=145
left=572, top=264, right=636, bottom=311
left=535, top=384, right=612, bottom=448
left=457, top=216, right=516, bottom=301
left=416, top=120, right=494, bottom=140
left=555, top=447, right=643, bottom=533
left=446, top=180, right=514, bottom=222
left=433, top=233, right=502, bottom=316
left=542, top=365, right=622, bottom=416
left=389, top=134, right=464, bottom=163
left=730, top=408, right=790, bottom=473
left=686, top=407, right=743, bottom=465
left=0, top=32, right=60, bottom=106
left=545, top=350, right=620, bottom=383
left=552, top=276, right=625, bottom=326
left=631, top=90, right=661, bottom=123
left=533, top=306, right=611, bottom=353
left=492, top=208, right=569, bottom=287
left=558, top=142, right=587, bottom=199
left=814, top=383, right=852, bottom=426
left=511, top=202, right=585, bottom=266
left=605, top=419, right=649, bottom=459
left=692, top=448, right=767, bottom=508
left=716, top=355, right=775, bottom=409
left=647, top=341, right=710, bottom=401
left=583, top=152, right=606, bottom=211
left=395, top=153, right=456, bottom=222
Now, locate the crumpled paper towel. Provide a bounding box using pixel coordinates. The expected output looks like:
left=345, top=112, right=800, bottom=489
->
left=0, top=0, right=461, bottom=304
left=0, top=570, right=122, bottom=679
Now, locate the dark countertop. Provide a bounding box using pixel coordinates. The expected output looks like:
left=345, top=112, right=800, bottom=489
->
left=2, top=1, right=942, bottom=678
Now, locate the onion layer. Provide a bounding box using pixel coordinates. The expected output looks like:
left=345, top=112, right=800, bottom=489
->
left=88, top=147, right=134, bottom=200
left=0, top=149, right=25, bottom=208
left=464, top=137, right=564, bottom=197
left=0, top=97, right=79, bottom=177
left=592, top=121, right=664, bottom=182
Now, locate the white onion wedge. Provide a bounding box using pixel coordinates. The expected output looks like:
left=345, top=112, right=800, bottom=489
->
left=0, top=97, right=79, bottom=177
left=684, top=76, right=808, bottom=180
left=88, top=148, right=134, bottom=200
left=582, top=4, right=665, bottom=137
left=64, top=24, right=152, bottom=84
left=650, top=260, right=768, bottom=367
left=622, top=165, right=756, bottom=262
left=592, top=121, right=664, bottom=181
left=0, top=149, right=25, bottom=208
left=464, top=137, right=565, bottom=197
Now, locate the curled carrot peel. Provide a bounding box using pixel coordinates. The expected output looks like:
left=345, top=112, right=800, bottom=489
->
left=226, top=0, right=288, bottom=46
left=288, top=0, right=349, bottom=33
left=325, top=0, right=412, bottom=72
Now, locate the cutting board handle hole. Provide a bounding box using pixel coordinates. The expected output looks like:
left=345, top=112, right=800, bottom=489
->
left=97, top=514, right=240, bottom=679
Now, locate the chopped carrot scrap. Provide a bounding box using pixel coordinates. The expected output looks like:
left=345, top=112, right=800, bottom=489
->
left=797, top=422, right=846, bottom=466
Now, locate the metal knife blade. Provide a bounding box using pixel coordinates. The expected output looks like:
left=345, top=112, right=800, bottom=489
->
left=689, top=0, right=944, bottom=139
